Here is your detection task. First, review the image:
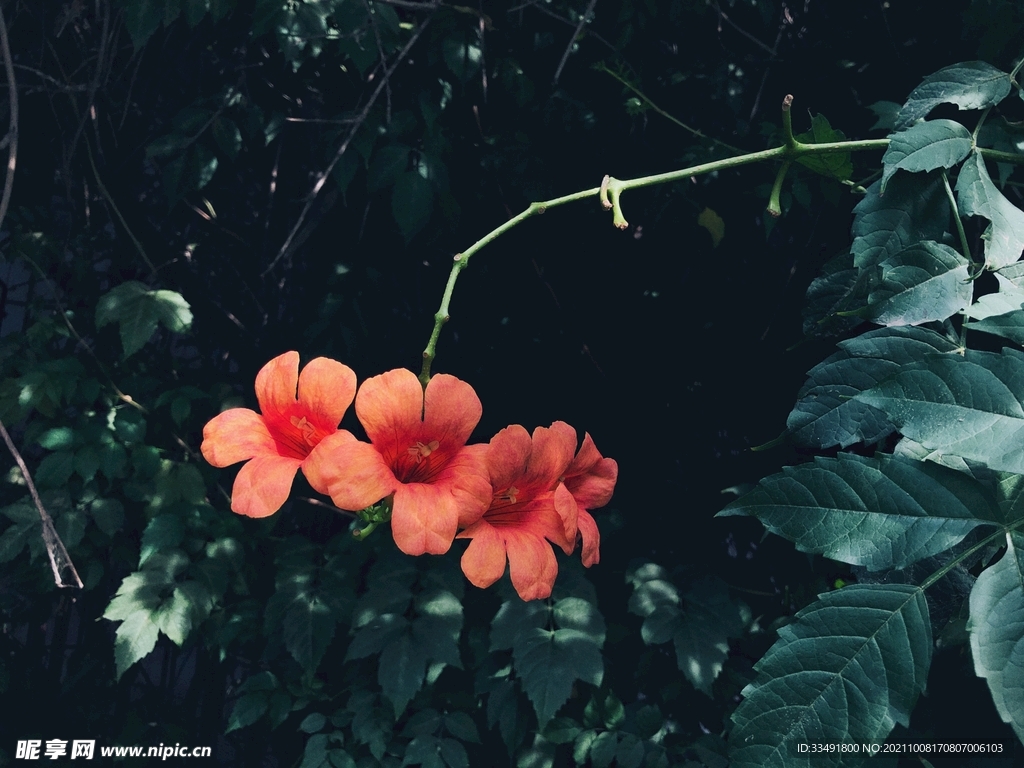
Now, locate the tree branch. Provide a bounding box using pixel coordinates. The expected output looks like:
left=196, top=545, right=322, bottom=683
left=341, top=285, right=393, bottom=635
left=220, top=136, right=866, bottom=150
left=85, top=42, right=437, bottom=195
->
left=0, top=1, right=18, bottom=236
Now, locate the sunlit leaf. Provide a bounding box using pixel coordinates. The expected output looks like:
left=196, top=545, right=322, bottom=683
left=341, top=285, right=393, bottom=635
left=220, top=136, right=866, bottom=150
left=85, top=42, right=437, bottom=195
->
left=955, top=151, right=1024, bottom=269
left=896, top=61, right=1012, bottom=130
left=729, top=584, right=931, bottom=768
left=865, top=240, right=972, bottom=326
left=720, top=453, right=996, bottom=570
left=881, top=120, right=973, bottom=192
left=968, top=531, right=1024, bottom=743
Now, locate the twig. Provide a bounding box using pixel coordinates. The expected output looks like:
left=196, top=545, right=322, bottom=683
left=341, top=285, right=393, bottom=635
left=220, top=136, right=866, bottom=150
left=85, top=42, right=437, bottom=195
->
left=263, top=15, right=434, bottom=276
left=552, top=0, right=598, bottom=85
left=595, top=64, right=743, bottom=154
left=0, top=419, right=84, bottom=589
left=84, top=138, right=159, bottom=277
left=529, top=3, right=617, bottom=55
left=67, top=0, right=111, bottom=168
left=0, top=1, right=18, bottom=236
left=711, top=1, right=776, bottom=55
left=362, top=0, right=392, bottom=123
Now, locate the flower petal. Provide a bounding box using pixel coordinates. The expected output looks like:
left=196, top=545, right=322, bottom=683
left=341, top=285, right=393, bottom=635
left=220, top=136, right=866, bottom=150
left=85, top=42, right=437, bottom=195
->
left=566, top=455, right=618, bottom=510
left=422, top=374, right=483, bottom=449
left=458, top=521, right=507, bottom=589
left=255, top=351, right=300, bottom=421
left=505, top=529, right=559, bottom=601
left=525, top=422, right=576, bottom=491
left=303, top=434, right=395, bottom=509
left=355, top=369, right=424, bottom=456
left=486, top=425, right=533, bottom=491
left=298, top=357, right=357, bottom=431
left=577, top=509, right=601, bottom=567
left=391, top=482, right=460, bottom=555
left=553, top=482, right=579, bottom=551
left=201, top=409, right=276, bottom=467
left=230, top=454, right=302, bottom=518
left=441, top=444, right=493, bottom=528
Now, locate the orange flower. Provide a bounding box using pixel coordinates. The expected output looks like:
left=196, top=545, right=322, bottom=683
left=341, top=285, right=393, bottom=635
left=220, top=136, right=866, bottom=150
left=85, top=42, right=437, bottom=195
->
left=304, top=368, right=492, bottom=556
left=201, top=352, right=356, bottom=518
left=458, top=422, right=617, bottom=601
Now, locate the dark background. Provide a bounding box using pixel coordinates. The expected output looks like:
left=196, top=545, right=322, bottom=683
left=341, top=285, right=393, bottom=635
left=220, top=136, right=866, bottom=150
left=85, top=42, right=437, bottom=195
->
left=1, top=0, right=1022, bottom=763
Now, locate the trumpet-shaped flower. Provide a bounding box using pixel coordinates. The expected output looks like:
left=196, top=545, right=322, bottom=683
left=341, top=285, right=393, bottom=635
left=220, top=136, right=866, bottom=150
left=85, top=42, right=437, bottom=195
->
left=304, top=368, right=492, bottom=556
left=458, top=422, right=617, bottom=601
left=201, top=352, right=356, bottom=518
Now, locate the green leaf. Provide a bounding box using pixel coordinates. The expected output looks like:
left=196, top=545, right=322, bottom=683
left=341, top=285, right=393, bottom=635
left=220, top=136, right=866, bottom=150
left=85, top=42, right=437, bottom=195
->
left=968, top=531, right=1024, bottom=743
left=117, top=0, right=177, bottom=48
left=403, top=735, right=445, bottom=768
left=881, top=119, right=973, bottom=193
left=851, top=173, right=949, bottom=270
left=226, top=691, right=270, bottom=733
left=442, top=36, right=482, bottom=82
left=628, top=572, right=747, bottom=694
left=857, top=348, right=1024, bottom=474
left=212, top=116, right=243, bottom=160
left=392, top=171, right=435, bottom=243
left=729, top=584, right=931, bottom=768
left=111, top=611, right=161, bottom=681
left=867, top=101, right=900, bottom=132
left=865, top=241, right=972, bottom=326
left=896, top=61, right=1012, bottom=131
left=35, top=450, right=76, bottom=487
left=368, top=145, right=411, bottom=192
left=795, top=113, right=851, bottom=181
left=300, top=713, right=327, bottom=734
left=955, top=151, right=1024, bottom=270
left=541, top=716, right=581, bottom=744
left=788, top=326, right=958, bottom=449
left=96, top=282, right=193, bottom=358
left=720, top=453, right=995, bottom=570
left=515, top=628, right=604, bottom=728
left=439, top=738, right=468, bottom=768
left=283, top=593, right=338, bottom=675
left=379, top=632, right=428, bottom=716
left=615, top=734, right=644, bottom=768
left=588, top=731, right=618, bottom=768
left=443, top=712, right=480, bottom=743
left=89, top=498, right=125, bottom=536
left=801, top=253, right=868, bottom=337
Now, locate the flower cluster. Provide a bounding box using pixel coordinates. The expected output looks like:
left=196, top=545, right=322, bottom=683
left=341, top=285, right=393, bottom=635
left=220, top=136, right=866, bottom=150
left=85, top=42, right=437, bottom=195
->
left=201, top=353, right=617, bottom=600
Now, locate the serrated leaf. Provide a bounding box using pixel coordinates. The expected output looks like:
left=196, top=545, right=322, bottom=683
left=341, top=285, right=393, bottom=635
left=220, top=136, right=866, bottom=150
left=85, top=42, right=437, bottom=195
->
left=881, top=120, right=973, bottom=193
left=283, top=593, right=337, bottom=675
left=118, top=0, right=175, bottom=48
left=443, top=712, right=480, bottom=743
left=300, top=713, right=327, bottom=734
left=514, top=628, right=604, bottom=727
left=857, top=348, right=1024, bottom=474
left=968, top=531, right=1024, bottom=742
left=112, top=610, right=161, bottom=680
left=629, top=574, right=746, bottom=694
left=96, top=282, right=193, bottom=358
left=588, top=731, right=618, bottom=768
left=795, top=113, right=852, bottom=180
left=802, top=253, right=868, bottom=337
left=379, top=632, right=428, bottom=716
left=866, top=240, right=972, bottom=326
left=615, top=734, right=644, bottom=768
left=851, top=173, right=949, bottom=270
left=956, top=151, right=1024, bottom=269
left=868, top=101, right=901, bottom=132
left=35, top=450, right=76, bottom=487
left=226, top=691, right=270, bottom=733
left=896, top=61, right=1012, bottom=131
left=788, top=326, right=958, bottom=449
left=490, top=599, right=548, bottom=651
left=541, top=716, right=581, bottom=744
left=729, top=584, right=931, bottom=768
left=720, top=453, right=995, bottom=570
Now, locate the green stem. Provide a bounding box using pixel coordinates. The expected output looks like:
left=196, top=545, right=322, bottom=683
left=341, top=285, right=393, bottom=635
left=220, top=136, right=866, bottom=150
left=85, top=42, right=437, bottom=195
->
left=766, top=160, right=792, bottom=218
left=418, top=118, right=1024, bottom=377
left=780, top=94, right=797, bottom=150
left=972, top=106, right=991, bottom=141
left=919, top=521, right=1024, bottom=592
left=941, top=170, right=972, bottom=263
